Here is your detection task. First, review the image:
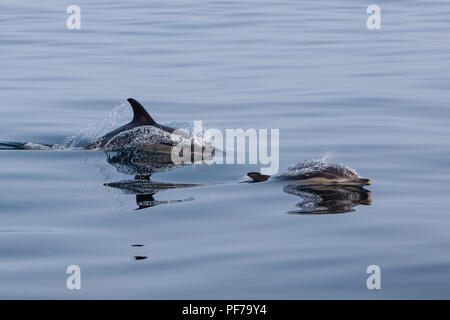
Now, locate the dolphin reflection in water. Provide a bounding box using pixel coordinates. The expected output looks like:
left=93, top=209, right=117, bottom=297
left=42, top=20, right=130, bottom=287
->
left=104, top=148, right=205, bottom=210
left=105, top=175, right=200, bottom=210
left=283, top=184, right=371, bottom=215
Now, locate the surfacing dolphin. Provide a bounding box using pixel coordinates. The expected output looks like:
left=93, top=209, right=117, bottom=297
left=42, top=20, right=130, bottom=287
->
left=247, top=160, right=372, bottom=186
left=0, top=98, right=200, bottom=153
left=245, top=159, right=373, bottom=214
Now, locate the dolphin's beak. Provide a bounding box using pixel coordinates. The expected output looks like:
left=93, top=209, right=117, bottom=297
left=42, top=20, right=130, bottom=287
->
left=358, top=178, right=372, bottom=186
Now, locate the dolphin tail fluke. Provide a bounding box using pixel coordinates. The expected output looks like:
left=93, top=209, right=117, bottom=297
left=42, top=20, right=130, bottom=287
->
left=0, top=141, right=53, bottom=150
left=0, top=141, right=28, bottom=150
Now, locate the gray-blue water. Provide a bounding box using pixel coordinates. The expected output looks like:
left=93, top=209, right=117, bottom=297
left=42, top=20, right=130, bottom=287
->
left=1, top=0, right=450, bottom=299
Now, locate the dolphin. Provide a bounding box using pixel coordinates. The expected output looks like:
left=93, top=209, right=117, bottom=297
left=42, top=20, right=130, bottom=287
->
left=246, top=161, right=372, bottom=186
left=245, top=160, right=372, bottom=214
left=247, top=170, right=371, bottom=186
left=0, top=98, right=201, bottom=153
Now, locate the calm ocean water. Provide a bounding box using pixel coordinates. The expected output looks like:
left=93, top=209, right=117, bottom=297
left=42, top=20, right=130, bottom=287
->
left=0, top=0, right=449, bottom=298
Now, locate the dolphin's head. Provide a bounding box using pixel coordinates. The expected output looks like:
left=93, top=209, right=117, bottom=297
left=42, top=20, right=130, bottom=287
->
left=247, top=172, right=271, bottom=183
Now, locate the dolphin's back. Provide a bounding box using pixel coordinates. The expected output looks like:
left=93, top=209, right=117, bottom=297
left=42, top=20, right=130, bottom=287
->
left=88, top=98, right=174, bottom=150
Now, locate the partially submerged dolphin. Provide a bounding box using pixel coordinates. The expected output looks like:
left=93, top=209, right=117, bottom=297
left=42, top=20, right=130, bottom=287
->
left=247, top=161, right=372, bottom=186
left=245, top=160, right=372, bottom=214
left=0, top=98, right=200, bottom=153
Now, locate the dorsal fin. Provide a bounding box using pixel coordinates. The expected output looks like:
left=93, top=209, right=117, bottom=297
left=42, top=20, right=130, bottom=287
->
left=127, top=98, right=156, bottom=125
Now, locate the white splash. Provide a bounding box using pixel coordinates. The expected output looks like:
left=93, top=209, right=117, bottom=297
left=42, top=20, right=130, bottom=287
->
left=58, top=101, right=130, bottom=149
left=277, top=154, right=358, bottom=179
